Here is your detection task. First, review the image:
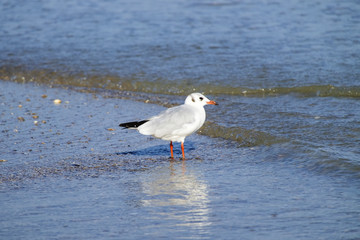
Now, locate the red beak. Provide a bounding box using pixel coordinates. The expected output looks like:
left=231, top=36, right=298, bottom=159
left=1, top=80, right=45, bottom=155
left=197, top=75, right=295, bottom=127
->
left=206, top=100, right=218, bottom=105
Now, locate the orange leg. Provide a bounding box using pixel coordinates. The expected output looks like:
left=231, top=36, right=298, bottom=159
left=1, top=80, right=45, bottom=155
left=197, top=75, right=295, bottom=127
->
left=181, top=142, right=185, bottom=160
left=170, top=141, right=174, bottom=159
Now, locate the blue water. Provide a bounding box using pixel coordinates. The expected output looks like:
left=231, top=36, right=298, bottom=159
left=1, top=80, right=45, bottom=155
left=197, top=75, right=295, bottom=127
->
left=2, top=161, right=359, bottom=239
left=1, top=0, right=360, bottom=239
left=1, top=0, right=359, bottom=87
left=1, top=81, right=359, bottom=239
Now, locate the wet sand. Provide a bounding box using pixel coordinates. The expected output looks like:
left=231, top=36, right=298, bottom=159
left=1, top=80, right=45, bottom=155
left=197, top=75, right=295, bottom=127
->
left=0, top=80, right=190, bottom=182
left=1, top=80, right=359, bottom=239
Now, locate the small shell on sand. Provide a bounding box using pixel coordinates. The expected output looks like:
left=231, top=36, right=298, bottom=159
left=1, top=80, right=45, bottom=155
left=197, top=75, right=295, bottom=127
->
left=17, top=116, right=25, bottom=122
left=53, top=99, right=62, bottom=104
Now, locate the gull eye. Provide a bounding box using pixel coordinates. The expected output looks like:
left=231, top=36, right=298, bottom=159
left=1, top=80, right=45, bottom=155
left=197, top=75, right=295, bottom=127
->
left=199, top=97, right=204, bottom=101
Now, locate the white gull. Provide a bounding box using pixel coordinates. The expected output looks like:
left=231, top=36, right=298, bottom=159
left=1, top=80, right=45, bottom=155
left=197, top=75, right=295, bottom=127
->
left=119, top=93, right=218, bottom=159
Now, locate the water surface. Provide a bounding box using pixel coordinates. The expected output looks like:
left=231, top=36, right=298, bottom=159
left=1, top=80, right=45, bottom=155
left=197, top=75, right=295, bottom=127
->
left=1, top=0, right=360, bottom=239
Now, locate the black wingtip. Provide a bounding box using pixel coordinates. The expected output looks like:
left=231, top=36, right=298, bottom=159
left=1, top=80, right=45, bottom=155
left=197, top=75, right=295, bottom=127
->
left=119, top=120, right=149, bottom=129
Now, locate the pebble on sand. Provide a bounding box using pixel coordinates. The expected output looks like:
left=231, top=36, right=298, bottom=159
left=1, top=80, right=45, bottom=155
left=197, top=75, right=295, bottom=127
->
left=53, top=99, right=62, bottom=104
left=17, top=116, right=25, bottom=122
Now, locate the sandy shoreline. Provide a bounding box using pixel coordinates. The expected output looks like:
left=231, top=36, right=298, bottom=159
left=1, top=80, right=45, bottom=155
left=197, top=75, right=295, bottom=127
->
left=0, top=80, right=227, bottom=184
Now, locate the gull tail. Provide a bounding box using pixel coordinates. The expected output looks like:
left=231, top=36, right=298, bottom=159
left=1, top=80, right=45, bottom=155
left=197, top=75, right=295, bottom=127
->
left=119, top=120, right=149, bottom=129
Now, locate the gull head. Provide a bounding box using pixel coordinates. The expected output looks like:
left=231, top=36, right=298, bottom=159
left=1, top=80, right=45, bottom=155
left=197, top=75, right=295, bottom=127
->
left=185, top=93, right=218, bottom=107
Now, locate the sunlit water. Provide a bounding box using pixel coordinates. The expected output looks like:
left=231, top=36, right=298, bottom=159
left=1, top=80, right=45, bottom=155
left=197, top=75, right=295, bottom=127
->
left=1, top=0, right=360, bottom=239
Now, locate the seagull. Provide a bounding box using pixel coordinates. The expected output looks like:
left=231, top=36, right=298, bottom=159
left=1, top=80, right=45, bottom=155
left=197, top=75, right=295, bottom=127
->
left=119, top=93, right=218, bottom=159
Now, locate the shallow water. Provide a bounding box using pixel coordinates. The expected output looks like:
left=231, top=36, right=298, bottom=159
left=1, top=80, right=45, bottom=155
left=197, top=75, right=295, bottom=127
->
left=1, top=81, right=359, bottom=239
left=1, top=0, right=360, bottom=88
left=1, top=0, right=360, bottom=239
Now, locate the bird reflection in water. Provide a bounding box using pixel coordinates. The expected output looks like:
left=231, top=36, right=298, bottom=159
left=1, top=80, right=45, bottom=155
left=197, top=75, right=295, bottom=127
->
left=141, top=160, right=211, bottom=229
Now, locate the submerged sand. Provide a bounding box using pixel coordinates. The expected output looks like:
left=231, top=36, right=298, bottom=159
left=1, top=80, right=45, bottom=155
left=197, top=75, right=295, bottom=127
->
left=1, top=80, right=359, bottom=239
left=0, top=80, right=225, bottom=184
